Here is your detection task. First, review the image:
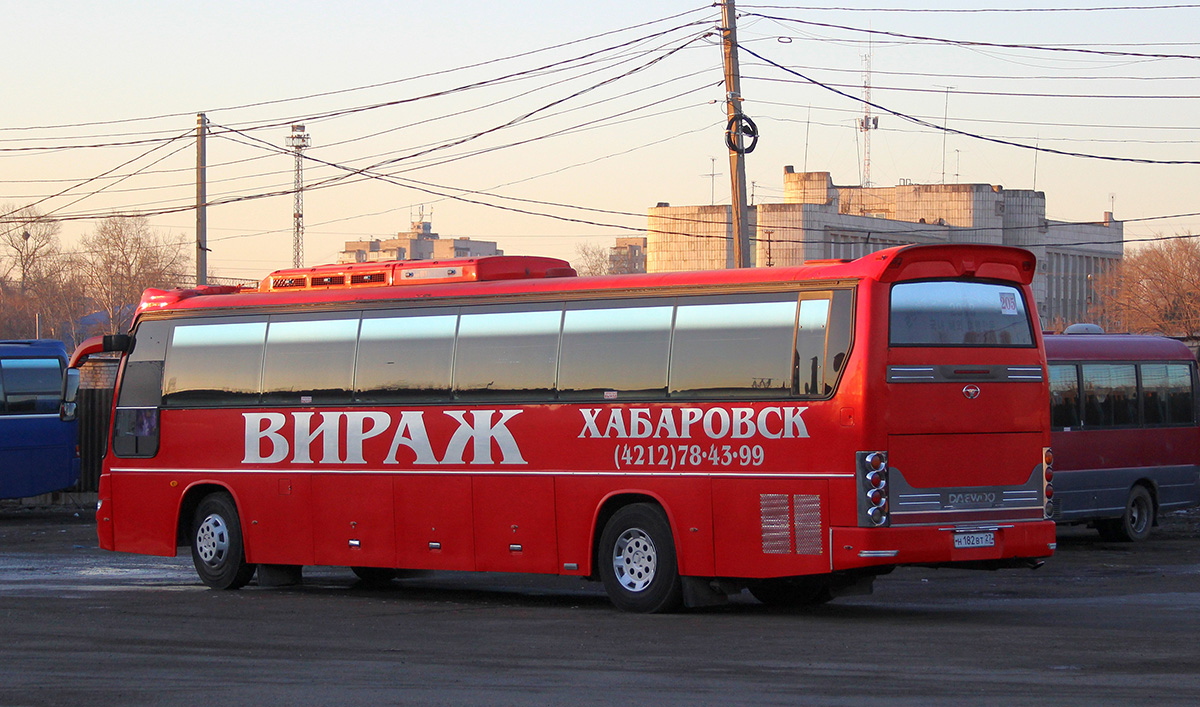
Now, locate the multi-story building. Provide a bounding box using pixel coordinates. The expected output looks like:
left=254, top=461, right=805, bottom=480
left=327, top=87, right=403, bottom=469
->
left=647, top=168, right=1123, bottom=327
left=338, top=220, right=502, bottom=264
left=609, top=237, right=647, bottom=274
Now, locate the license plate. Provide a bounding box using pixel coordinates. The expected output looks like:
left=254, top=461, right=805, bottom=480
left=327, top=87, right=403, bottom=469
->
left=953, top=532, right=995, bottom=549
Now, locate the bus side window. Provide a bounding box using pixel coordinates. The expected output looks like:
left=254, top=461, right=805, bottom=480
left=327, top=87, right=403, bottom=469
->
left=1049, top=364, right=1081, bottom=429
left=454, top=306, right=562, bottom=401
left=558, top=301, right=672, bottom=400
left=0, top=358, right=63, bottom=414
left=1142, top=362, right=1195, bottom=426
left=355, top=310, right=456, bottom=403
left=162, top=319, right=266, bottom=407
left=670, top=294, right=797, bottom=398
left=113, top=320, right=172, bottom=458
left=1082, top=364, right=1138, bottom=428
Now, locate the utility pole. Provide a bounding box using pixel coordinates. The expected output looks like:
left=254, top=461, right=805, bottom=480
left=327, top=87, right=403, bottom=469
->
left=287, top=124, right=311, bottom=269
left=720, top=0, right=752, bottom=269
left=195, top=113, right=207, bottom=286
left=938, top=86, right=954, bottom=184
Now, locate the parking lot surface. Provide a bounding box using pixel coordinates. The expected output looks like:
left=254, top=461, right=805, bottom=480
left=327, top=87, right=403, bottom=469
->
left=2, top=504, right=1199, bottom=706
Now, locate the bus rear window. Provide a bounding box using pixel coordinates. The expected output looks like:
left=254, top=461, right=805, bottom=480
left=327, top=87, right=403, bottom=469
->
left=890, top=281, right=1033, bottom=347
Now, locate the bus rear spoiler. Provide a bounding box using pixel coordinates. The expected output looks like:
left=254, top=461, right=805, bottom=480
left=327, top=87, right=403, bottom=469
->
left=67, top=334, right=132, bottom=368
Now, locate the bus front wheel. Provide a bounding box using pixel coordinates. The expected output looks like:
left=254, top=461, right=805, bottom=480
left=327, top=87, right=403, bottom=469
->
left=598, top=504, right=683, bottom=613
left=1098, top=485, right=1154, bottom=542
left=191, top=492, right=256, bottom=589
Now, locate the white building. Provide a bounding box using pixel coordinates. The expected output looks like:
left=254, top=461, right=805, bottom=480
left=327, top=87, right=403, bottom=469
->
left=648, top=169, right=1123, bottom=326
left=338, top=220, right=502, bottom=264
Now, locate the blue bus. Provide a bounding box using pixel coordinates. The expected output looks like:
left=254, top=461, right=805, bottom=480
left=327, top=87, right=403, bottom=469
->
left=0, top=340, right=80, bottom=499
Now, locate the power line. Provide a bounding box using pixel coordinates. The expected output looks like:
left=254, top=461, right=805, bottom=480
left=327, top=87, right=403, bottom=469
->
left=743, top=13, right=1200, bottom=61
left=0, top=6, right=717, bottom=134
left=740, top=44, right=1200, bottom=165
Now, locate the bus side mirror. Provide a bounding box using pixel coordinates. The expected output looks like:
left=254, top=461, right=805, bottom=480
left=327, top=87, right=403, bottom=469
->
left=103, top=334, right=133, bottom=353
left=60, top=368, right=81, bottom=422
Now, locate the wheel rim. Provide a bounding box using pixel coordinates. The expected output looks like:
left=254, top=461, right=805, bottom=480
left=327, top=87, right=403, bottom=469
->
left=612, top=527, right=657, bottom=592
left=1130, top=496, right=1150, bottom=534
left=195, top=513, right=231, bottom=567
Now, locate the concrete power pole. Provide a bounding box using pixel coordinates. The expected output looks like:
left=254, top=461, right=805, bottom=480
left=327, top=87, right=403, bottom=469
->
left=195, top=113, right=207, bottom=286
left=720, top=0, right=752, bottom=269
left=287, top=124, right=311, bottom=269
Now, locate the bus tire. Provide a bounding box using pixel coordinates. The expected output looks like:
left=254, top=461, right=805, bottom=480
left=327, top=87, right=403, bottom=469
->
left=748, top=576, right=833, bottom=607
left=1098, top=485, right=1154, bottom=542
left=599, top=504, right=683, bottom=613
left=191, top=492, right=256, bottom=589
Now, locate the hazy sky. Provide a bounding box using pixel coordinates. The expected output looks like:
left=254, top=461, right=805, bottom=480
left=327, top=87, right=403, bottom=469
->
left=4, top=1, right=1199, bottom=282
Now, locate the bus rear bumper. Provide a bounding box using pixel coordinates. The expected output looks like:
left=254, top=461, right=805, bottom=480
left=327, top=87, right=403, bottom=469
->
left=831, top=520, right=1056, bottom=571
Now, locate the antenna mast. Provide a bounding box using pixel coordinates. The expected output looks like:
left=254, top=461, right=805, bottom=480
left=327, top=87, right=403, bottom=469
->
left=858, top=46, right=878, bottom=187
left=287, top=124, right=311, bottom=268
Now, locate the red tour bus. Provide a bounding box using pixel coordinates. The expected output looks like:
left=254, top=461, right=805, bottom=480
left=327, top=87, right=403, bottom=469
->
left=67, top=244, right=1055, bottom=612
left=1045, top=329, right=1200, bottom=541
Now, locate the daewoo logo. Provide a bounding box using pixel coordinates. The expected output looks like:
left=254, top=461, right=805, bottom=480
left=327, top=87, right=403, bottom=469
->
left=946, top=492, right=996, bottom=505
left=962, top=384, right=981, bottom=400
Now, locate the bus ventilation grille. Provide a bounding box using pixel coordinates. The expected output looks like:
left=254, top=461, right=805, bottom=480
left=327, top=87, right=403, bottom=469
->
left=350, top=273, right=387, bottom=285
left=311, top=275, right=346, bottom=287
left=760, top=493, right=824, bottom=556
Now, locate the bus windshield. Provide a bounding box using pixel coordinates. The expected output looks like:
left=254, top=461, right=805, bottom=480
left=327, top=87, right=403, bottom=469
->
left=889, top=280, right=1034, bottom=347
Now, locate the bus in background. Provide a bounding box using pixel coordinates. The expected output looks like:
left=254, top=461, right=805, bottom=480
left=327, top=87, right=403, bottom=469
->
left=69, top=244, right=1055, bottom=612
left=0, top=340, right=80, bottom=500
left=1045, top=328, right=1200, bottom=541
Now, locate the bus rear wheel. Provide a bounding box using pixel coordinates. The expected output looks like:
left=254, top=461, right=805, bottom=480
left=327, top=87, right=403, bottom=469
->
left=1099, top=482, right=1152, bottom=542
left=1098, top=485, right=1154, bottom=542
left=191, top=492, right=256, bottom=589
left=599, top=504, right=683, bottom=613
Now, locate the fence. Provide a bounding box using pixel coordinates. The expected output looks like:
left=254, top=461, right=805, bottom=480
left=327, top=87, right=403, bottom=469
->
left=75, top=358, right=118, bottom=493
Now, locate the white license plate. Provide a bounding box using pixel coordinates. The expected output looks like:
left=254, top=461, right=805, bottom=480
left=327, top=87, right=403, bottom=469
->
left=953, top=532, right=995, bottom=549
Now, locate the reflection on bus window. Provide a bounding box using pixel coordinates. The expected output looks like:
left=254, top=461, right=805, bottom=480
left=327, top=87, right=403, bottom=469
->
left=262, top=316, right=358, bottom=404
left=1049, top=364, right=1082, bottom=429
left=355, top=311, right=456, bottom=402
left=559, top=302, right=672, bottom=400
left=890, top=281, right=1033, bottom=347
left=1082, top=364, right=1137, bottom=427
left=454, top=307, right=561, bottom=400
left=670, top=296, right=797, bottom=398
left=163, top=320, right=266, bottom=406
left=0, top=358, right=62, bottom=414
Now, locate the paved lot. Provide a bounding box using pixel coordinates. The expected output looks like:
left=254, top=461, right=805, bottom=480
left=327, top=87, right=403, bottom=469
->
left=2, top=504, right=1199, bottom=706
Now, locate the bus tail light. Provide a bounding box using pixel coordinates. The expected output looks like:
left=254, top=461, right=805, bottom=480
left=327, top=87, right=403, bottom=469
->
left=1042, top=447, right=1055, bottom=519
left=858, top=451, right=889, bottom=527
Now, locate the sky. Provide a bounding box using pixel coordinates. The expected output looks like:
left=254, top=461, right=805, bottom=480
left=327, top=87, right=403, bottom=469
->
left=4, top=1, right=1199, bottom=284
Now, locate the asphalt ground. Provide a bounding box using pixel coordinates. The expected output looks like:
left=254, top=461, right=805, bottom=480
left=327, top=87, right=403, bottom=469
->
left=2, top=503, right=1199, bottom=706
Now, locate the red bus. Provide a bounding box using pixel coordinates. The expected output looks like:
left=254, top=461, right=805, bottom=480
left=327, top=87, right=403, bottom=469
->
left=67, top=244, right=1055, bottom=612
left=1046, top=330, right=1200, bottom=541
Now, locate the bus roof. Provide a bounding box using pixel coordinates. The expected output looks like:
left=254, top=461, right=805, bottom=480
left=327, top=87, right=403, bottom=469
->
left=133, top=243, right=1037, bottom=319
left=0, top=339, right=68, bottom=358
left=1045, top=333, right=1197, bottom=362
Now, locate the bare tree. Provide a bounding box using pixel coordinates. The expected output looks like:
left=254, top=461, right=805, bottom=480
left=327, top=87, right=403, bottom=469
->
left=573, top=241, right=612, bottom=277
left=74, top=215, right=190, bottom=335
left=1090, top=237, right=1200, bottom=336
left=0, top=204, right=61, bottom=296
